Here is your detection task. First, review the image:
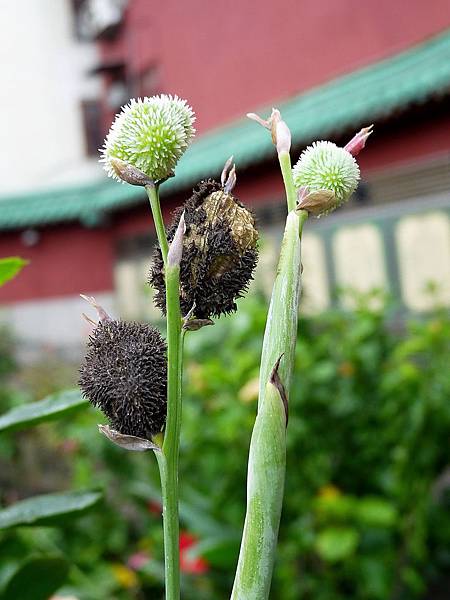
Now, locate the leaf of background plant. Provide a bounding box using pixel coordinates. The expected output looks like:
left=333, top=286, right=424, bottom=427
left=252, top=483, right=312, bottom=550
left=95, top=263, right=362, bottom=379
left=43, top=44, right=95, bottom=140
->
left=315, top=526, right=359, bottom=562
left=0, top=556, right=69, bottom=600
left=0, top=389, right=88, bottom=433
left=130, top=480, right=230, bottom=537
left=356, top=497, right=398, bottom=527
left=187, top=534, right=240, bottom=568
left=0, top=257, right=28, bottom=287
left=0, top=490, right=102, bottom=530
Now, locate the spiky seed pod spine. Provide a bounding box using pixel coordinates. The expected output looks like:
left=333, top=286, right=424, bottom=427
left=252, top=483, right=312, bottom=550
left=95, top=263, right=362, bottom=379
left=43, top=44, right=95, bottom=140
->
left=79, top=320, right=167, bottom=439
left=149, top=180, right=258, bottom=319
left=292, top=141, right=360, bottom=206
left=100, top=94, right=196, bottom=183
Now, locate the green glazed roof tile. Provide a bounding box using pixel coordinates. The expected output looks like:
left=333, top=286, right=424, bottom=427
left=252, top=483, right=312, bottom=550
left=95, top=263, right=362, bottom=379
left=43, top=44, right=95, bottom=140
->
left=1, top=28, right=450, bottom=230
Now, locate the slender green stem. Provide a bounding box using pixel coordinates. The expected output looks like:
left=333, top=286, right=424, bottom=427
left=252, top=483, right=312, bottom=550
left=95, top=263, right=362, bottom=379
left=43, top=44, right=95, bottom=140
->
left=147, top=185, right=184, bottom=600
left=163, top=265, right=183, bottom=461
left=146, top=184, right=169, bottom=264
left=278, top=150, right=297, bottom=212
left=159, top=265, right=183, bottom=600
left=155, top=450, right=179, bottom=600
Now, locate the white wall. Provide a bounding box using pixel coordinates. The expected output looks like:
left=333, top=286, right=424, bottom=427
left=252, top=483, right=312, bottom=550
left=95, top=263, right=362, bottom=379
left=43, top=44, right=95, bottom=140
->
left=0, top=0, right=102, bottom=194
left=0, top=292, right=116, bottom=362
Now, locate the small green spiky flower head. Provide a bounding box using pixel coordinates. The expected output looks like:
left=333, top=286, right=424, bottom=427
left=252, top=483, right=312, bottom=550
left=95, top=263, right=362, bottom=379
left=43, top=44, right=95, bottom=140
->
left=100, top=95, right=195, bottom=183
left=293, top=141, right=360, bottom=207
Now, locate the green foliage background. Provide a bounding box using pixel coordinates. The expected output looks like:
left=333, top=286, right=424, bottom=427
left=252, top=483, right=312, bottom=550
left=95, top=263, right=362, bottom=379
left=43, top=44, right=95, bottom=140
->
left=1, top=295, right=449, bottom=599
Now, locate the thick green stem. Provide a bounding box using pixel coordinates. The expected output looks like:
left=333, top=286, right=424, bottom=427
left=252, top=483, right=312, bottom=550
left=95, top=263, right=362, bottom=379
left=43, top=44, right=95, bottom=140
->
left=231, top=376, right=287, bottom=600
left=147, top=185, right=184, bottom=600
left=231, top=147, right=308, bottom=599
left=257, top=209, right=307, bottom=409
left=258, top=150, right=308, bottom=408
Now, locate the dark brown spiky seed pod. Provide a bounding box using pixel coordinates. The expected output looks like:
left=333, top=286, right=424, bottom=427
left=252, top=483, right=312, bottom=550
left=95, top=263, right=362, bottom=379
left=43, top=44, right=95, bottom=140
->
left=79, top=320, right=167, bottom=438
left=150, top=179, right=259, bottom=319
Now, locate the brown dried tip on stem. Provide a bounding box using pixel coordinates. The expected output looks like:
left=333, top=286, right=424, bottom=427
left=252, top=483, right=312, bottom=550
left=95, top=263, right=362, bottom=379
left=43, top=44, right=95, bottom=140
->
left=247, top=108, right=290, bottom=153
left=221, top=156, right=237, bottom=193
left=296, top=187, right=338, bottom=218
left=98, top=424, right=161, bottom=452
left=182, top=302, right=214, bottom=331
left=344, top=124, right=374, bottom=156
left=109, top=157, right=154, bottom=187
left=221, top=156, right=234, bottom=187
left=296, top=186, right=309, bottom=205
left=80, top=294, right=112, bottom=322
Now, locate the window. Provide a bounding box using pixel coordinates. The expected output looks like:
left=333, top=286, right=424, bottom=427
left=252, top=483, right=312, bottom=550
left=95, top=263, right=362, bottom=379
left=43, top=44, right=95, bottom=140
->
left=81, top=100, right=104, bottom=156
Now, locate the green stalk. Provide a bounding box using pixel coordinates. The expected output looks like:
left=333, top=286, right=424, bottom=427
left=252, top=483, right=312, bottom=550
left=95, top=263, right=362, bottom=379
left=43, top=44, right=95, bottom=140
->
left=147, top=184, right=169, bottom=264
left=258, top=151, right=308, bottom=409
left=146, top=184, right=183, bottom=600
left=231, top=373, right=287, bottom=600
left=278, top=150, right=298, bottom=212
left=231, top=149, right=308, bottom=599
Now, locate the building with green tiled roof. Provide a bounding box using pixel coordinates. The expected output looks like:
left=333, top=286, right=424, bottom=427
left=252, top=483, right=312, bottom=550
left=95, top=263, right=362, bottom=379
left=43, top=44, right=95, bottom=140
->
left=1, top=3, right=450, bottom=357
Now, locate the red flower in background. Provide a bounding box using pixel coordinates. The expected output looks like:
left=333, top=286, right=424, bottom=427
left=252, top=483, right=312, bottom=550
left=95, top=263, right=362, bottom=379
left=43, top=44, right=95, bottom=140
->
left=147, top=500, right=163, bottom=515
left=179, top=532, right=209, bottom=574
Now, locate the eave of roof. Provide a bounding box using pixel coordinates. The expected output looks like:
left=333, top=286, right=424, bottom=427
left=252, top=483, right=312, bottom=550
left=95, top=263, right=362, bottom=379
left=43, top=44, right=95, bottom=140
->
left=2, top=27, right=450, bottom=231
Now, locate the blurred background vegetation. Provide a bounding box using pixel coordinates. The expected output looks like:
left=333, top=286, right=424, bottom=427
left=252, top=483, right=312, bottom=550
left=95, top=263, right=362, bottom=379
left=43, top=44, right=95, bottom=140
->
left=1, top=293, right=449, bottom=599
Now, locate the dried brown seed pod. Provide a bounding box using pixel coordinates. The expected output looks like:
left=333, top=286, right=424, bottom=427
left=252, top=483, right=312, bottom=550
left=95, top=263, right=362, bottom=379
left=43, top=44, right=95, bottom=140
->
left=79, top=320, right=167, bottom=438
left=149, top=179, right=259, bottom=319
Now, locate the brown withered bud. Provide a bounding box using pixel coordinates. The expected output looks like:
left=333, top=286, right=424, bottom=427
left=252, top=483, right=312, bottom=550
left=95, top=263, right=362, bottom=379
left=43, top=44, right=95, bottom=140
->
left=79, top=320, right=167, bottom=438
left=296, top=186, right=338, bottom=217
left=149, top=172, right=259, bottom=319
left=109, top=157, right=155, bottom=187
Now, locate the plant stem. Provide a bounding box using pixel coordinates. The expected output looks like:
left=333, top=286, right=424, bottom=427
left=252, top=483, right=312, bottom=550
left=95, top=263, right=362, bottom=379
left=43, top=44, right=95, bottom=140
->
left=231, top=373, right=287, bottom=600
left=155, top=449, right=179, bottom=600
left=258, top=151, right=308, bottom=409
left=278, top=150, right=298, bottom=212
left=147, top=184, right=184, bottom=600
left=231, top=147, right=308, bottom=599
left=159, top=266, right=183, bottom=600
left=146, top=184, right=169, bottom=264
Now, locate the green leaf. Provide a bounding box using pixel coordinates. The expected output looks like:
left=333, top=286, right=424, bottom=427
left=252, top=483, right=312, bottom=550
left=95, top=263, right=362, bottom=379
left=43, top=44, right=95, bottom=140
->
left=188, top=535, right=240, bottom=568
left=0, top=257, right=28, bottom=287
left=0, top=389, right=88, bottom=434
left=356, top=497, right=397, bottom=528
left=0, top=490, right=102, bottom=530
left=315, top=527, right=359, bottom=562
left=0, top=556, right=69, bottom=600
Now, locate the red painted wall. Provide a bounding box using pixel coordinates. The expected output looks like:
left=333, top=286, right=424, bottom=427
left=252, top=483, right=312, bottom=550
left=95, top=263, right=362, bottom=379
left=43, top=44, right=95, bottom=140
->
left=0, top=225, right=114, bottom=303
left=101, top=0, right=450, bottom=131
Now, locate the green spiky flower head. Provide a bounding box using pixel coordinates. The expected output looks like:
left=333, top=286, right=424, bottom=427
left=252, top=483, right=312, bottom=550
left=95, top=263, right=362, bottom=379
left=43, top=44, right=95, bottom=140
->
left=293, top=141, right=360, bottom=207
left=100, top=95, right=196, bottom=183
